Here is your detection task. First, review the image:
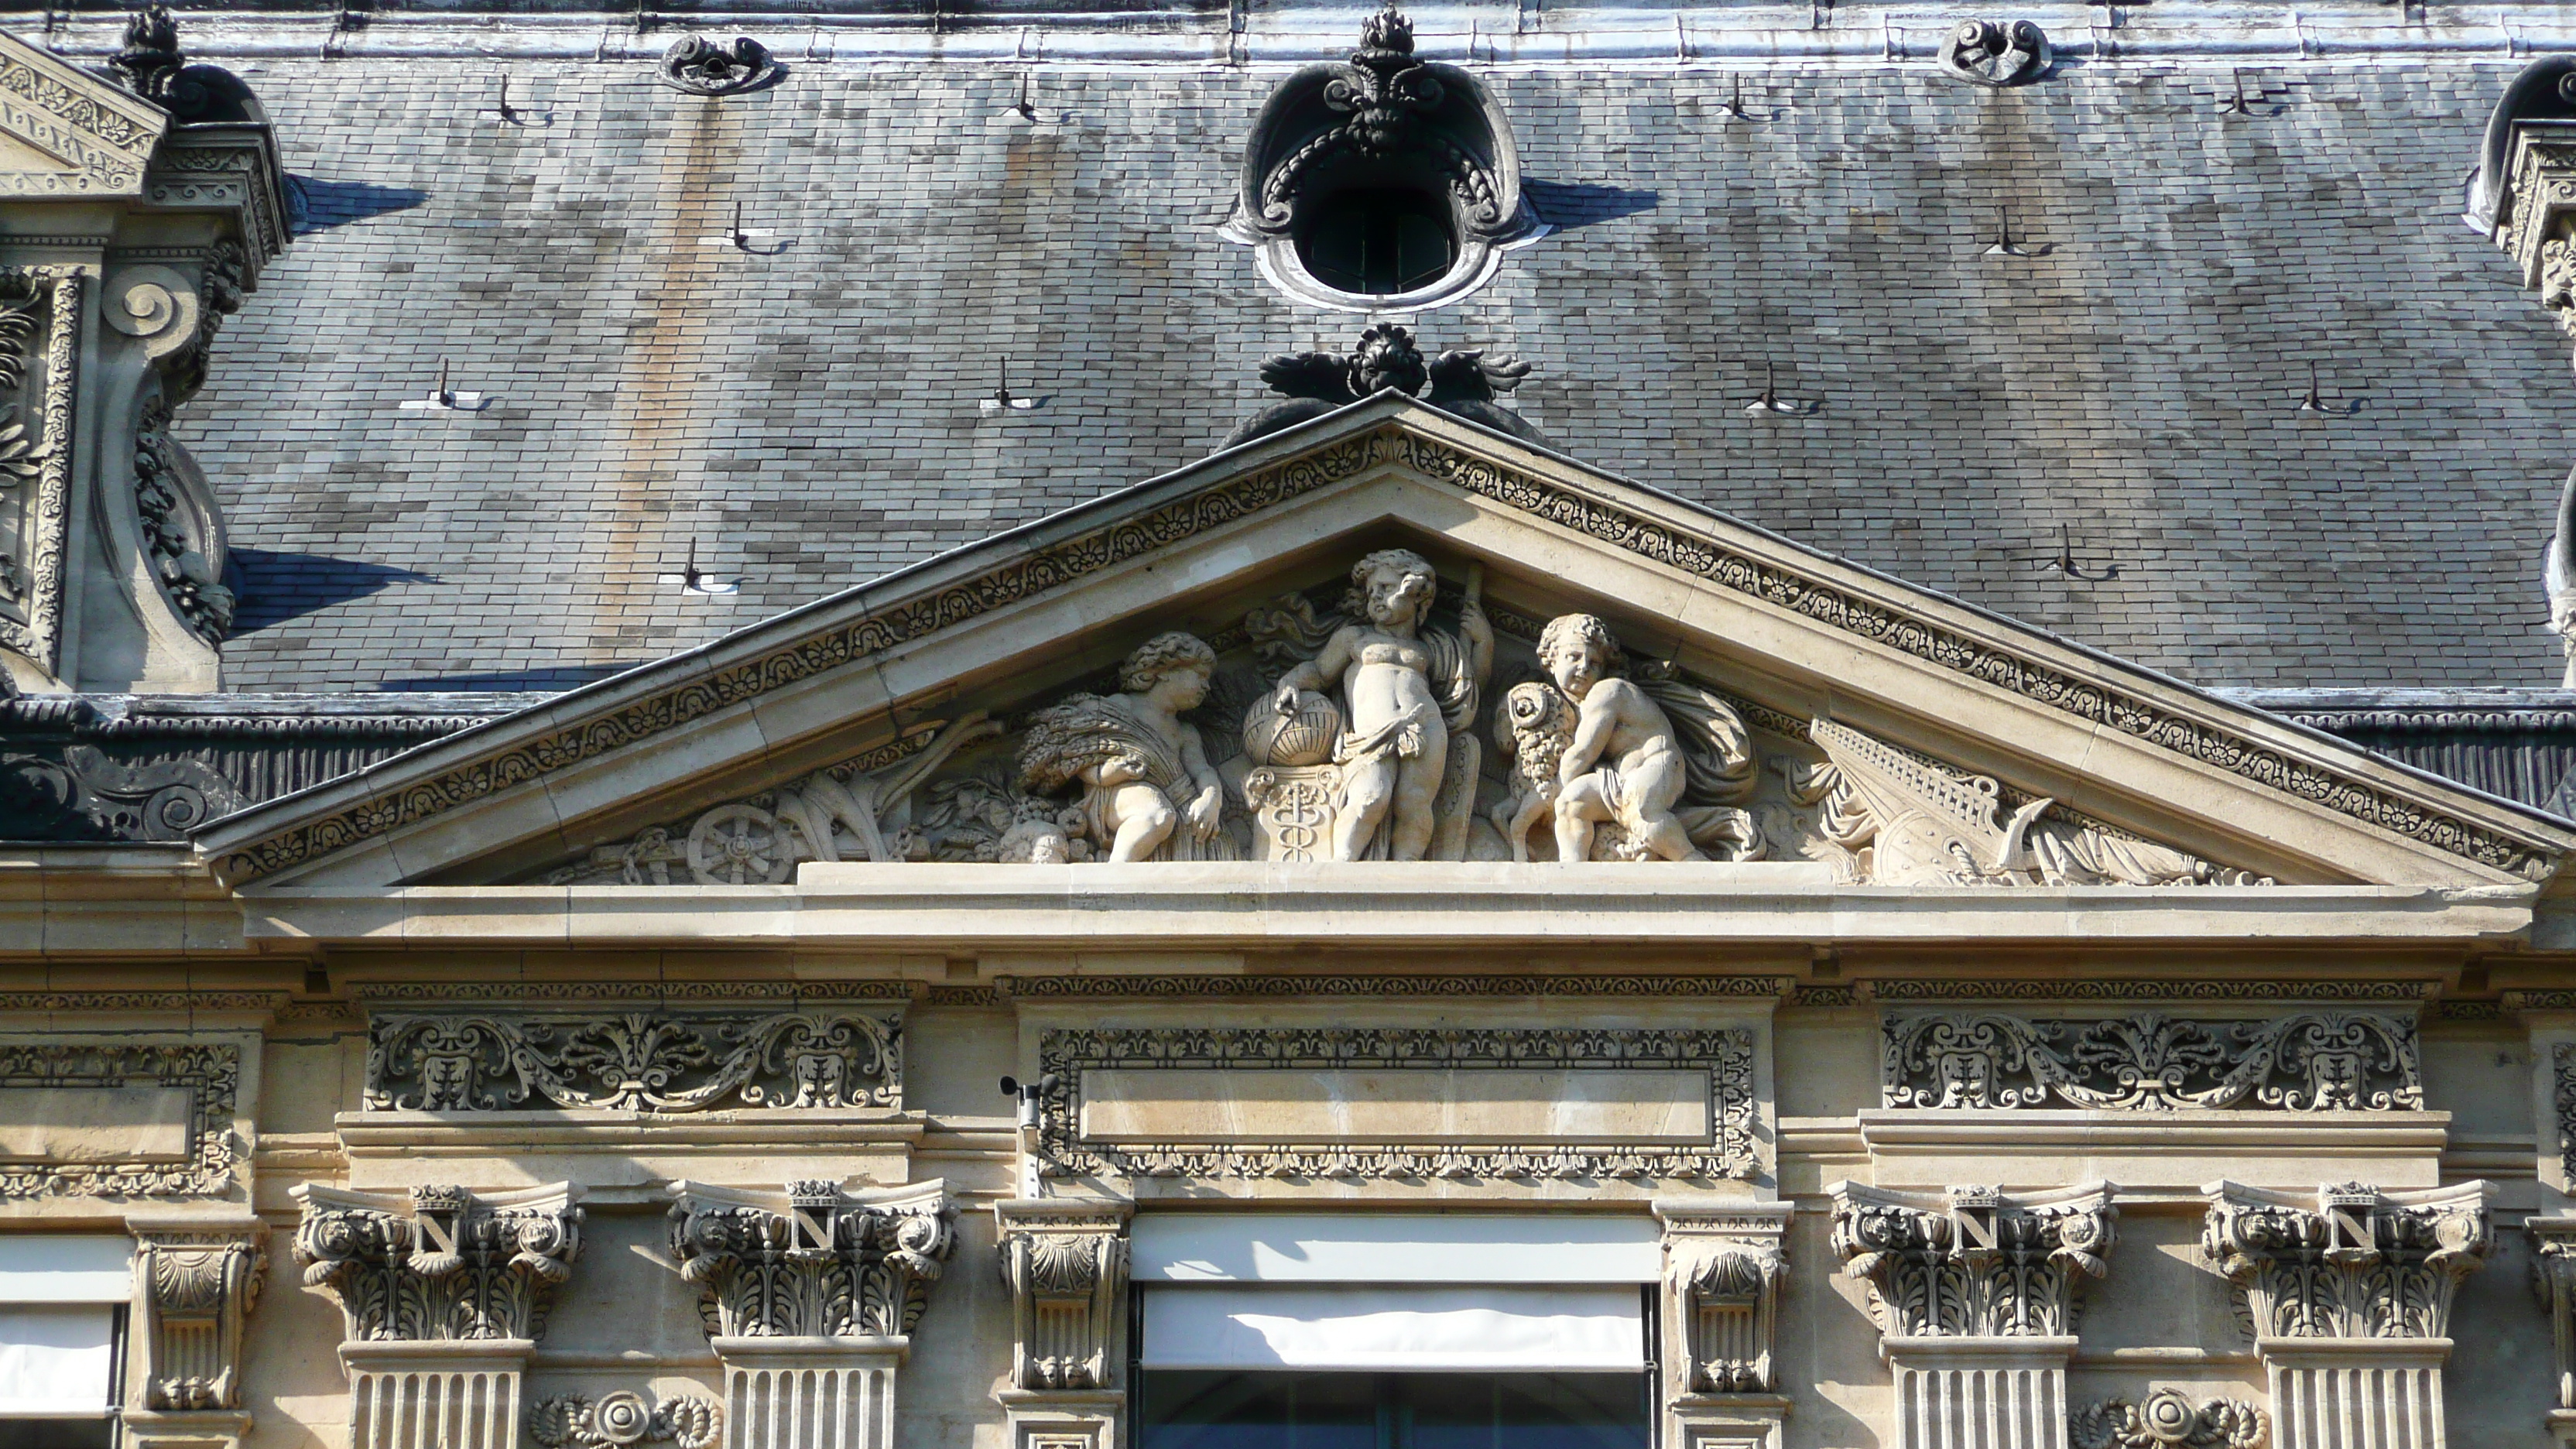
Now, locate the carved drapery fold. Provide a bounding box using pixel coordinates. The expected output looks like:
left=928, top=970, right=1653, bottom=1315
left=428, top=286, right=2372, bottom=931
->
left=995, top=1199, right=1129, bottom=1392
left=666, top=1179, right=954, bottom=1340
left=1882, top=1012, right=2421, bottom=1113
left=291, top=1182, right=584, bottom=1343
left=2203, top=1181, right=2491, bottom=1449
left=364, top=1009, right=902, bottom=1113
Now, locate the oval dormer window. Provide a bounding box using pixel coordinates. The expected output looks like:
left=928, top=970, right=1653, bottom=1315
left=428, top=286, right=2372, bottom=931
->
left=1298, top=188, right=1458, bottom=296
left=1224, top=5, right=1541, bottom=313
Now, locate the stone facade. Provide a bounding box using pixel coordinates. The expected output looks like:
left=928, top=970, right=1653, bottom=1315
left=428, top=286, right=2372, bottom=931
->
left=9, top=7, right=2576, bottom=1449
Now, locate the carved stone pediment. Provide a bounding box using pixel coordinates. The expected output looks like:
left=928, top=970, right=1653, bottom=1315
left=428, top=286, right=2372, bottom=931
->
left=196, top=401, right=2576, bottom=894
left=0, top=30, right=167, bottom=197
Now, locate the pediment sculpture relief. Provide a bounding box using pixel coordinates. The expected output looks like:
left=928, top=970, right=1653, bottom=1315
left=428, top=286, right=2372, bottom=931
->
left=540, top=546, right=2269, bottom=887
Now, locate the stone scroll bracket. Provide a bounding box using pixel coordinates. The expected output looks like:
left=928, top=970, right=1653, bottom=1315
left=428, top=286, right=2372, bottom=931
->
left=0, top=18, right=288, bottom=692
left=994, top=1196, right=1131, bottom=1449
left=1656, top=1198, right=1792, bottom=1449
left=289, top=1180, right=584, bottom=1449
left=2203, top=1180, right=2492, bottom=1449
left=1830, top=1180, right=2117, bottom=1449
left=2528, top=1214, right=2576, bottom=1446
left=666, top=1178, right=957, bottom=1449
left=121, top=1209, right=265, bottom=1449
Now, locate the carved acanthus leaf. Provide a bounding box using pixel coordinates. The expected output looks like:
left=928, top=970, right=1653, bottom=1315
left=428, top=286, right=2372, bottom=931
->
left=2201, top=1181, right=2490, bottom=1341
left=996, top=1203, right=1130, bottom=1392
left=1882, top=1011, right=2421, bottom=1112
left=364, top=1009, right=901, bottom=1113
left=1829, top=1182, right=2116, bottom=1338
left=133, top=1224, right=265, bottom=1411
left=292, top=1183, right=584, bottom=1343
left=666, top=1180, right=955, bottom=1340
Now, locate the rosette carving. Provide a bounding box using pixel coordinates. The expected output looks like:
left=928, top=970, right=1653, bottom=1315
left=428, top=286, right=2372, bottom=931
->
left=531, top=1390, right=721, bottom=1449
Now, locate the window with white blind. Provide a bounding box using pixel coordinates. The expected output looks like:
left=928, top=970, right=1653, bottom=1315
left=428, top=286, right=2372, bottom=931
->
left=1132, top=1215, right=1656, bottom=1449
left=0, top=1236, right=128, bottom=1448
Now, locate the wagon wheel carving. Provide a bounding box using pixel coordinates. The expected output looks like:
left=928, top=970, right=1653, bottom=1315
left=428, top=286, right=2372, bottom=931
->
left=687, top=804, right=798, bottom=885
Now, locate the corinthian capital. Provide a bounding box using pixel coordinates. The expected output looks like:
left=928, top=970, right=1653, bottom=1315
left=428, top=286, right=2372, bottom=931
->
left=666, top=1179, right=955, bottom=1340
left=1828, top=1181, right=2116, bottom=1339
left=2202, top=1180, right=2491, bottom=1341
left=290, top=1182, right=583, bottom=1342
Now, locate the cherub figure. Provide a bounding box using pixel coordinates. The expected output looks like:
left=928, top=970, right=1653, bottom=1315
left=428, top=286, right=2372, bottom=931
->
left=1268, top=549, right=1490, bottom=861
left=1540, top=613, right=1708, bottom=863
left=1017, top=633, right=1228, bottom=862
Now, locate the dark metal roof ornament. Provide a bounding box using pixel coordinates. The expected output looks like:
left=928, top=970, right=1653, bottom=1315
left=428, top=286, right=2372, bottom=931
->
left=1937, top=20, right=2050, bottom=88
left=108, top=4, right=228, bottom=121
left=1224, top=2, right=1540, bottom=307
left=1223, top=324, right=1549, bottom=450
left=660, top=36, right=779, bottom=97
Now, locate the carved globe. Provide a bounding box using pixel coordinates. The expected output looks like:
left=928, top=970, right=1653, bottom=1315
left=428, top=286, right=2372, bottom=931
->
left=1243, top=690, right=1342, bottom=768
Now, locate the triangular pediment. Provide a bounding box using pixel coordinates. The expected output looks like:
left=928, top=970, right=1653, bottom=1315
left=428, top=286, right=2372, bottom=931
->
left=0, top=31, right=168, bottom=198
left=196, top=397, right=2576, bottom=895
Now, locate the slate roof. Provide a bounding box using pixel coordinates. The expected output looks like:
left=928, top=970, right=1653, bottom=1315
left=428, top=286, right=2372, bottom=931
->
left=145, top=34, right=2576, bottom=692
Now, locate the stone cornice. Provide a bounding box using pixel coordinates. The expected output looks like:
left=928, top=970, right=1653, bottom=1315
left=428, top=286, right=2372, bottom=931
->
left=196, top=405, right=2576, bottom=889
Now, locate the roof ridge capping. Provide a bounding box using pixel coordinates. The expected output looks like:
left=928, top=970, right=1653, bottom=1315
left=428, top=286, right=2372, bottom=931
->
left=190, top=397, right=2576, bottom=890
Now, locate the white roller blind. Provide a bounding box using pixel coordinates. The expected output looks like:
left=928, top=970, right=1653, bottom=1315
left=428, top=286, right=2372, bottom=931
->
left=0, top=1304, right=117, bottom=1416
left=1140, top=1285, right=1645, bottom=1372
left=1132, top=1213, right=1660, bottom=1283
left=0, top=1235, right=132, bottom=1303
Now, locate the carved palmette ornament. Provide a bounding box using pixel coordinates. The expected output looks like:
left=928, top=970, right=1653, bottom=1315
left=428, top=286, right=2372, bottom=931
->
left=2202, top=1181, right=2490, bottom=1340
left=292, top=1182, right=583, bottom=1342
left=1882, top=1011, right=2422, bottom=1113
left=1674, top=1242, right=1783, bottom=1392
left=134, top=1227, right=265, bottom=1411
left=530, top=1390, right=721, bottom=1449
left=997, top=1209, right=1129, bottom=1390
left=1830, top=1182, right=2116, bottom=1338
left=365, top=1009, right=901, bottom=1113
left=2071, top=1390, right=2267, bottom=1449
left=666, top=1180, right=956, bottom=1339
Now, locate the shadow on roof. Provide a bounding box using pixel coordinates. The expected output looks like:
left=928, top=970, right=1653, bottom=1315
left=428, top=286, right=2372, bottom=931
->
left=375, top=666, right=642, bottom=694
left=286, top=175, right=429, bottom=235
left=225, top=548, right=437, bottom=632
left=1523, top=180, right=1660, bottom=231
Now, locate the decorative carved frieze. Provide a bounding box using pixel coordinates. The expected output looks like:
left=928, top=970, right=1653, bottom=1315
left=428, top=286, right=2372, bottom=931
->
left=0, top=1039, right=238, bottom=1198
left=1829, top=1181, right=2117, bottom=1338
left=1000, top=974, right=1790, bottom=1000
left=2071, top=1392, right=2267, bottom=1449
left=666, top=1179, right=955, bottom=1340
left=292, top=1182, right=584, bottom=1342
left=1035, top=1026, right=1759, bottom=1182
left=1882, top=1012, right=2421, bottom=1113
left=2201, top=1181, right=2490, bottom=1341
left=531, top=1390, right=722, bottom=1449
left=364, top=1009, right=902, bottom=1113
left=1657, top=1200, right=1790, bottom=1396
left=995, top=1198, right=1130, bottom=1392
left=130, top=1216, right=265, bottom=1413
left=0, top=28, right=166, bottom=195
